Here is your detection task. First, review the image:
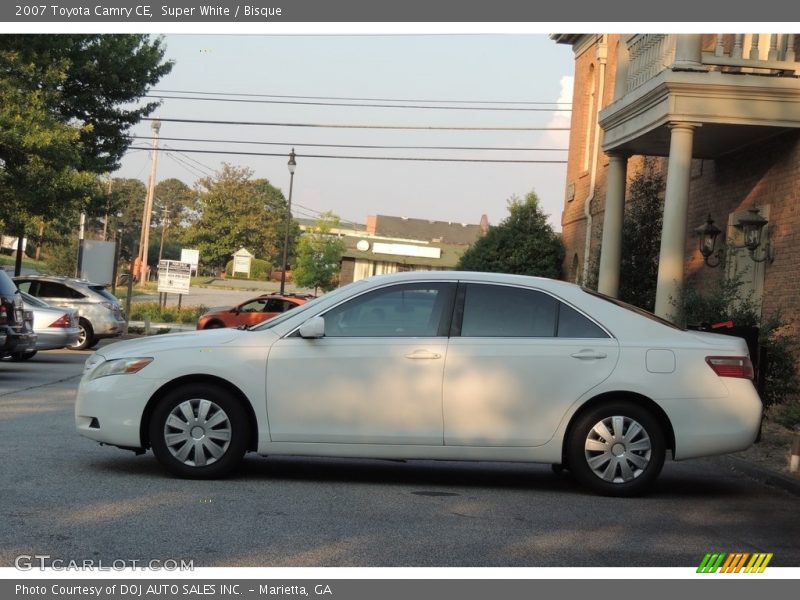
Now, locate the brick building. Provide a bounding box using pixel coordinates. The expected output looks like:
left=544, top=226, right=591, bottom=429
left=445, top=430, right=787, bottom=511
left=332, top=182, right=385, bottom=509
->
left=553, top=34, right=800, bottom=335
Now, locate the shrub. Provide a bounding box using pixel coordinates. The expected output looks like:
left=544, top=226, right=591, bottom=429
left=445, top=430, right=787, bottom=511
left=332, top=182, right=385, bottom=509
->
left=128, top=301, right=207, bottom=324
left=224, top=257, right=272, bottom=281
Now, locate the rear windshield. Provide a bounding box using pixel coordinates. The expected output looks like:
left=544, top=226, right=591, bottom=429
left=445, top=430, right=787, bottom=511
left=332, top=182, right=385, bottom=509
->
left=89, top=286, right=119, bottom=304
left=582, top=288, right=685, bottom=331
left=0, top=269, right=19, bottom=296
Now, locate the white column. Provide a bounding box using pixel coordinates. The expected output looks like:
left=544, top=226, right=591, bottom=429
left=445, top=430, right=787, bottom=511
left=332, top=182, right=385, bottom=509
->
left=674, top=34, right=705, bottom=70
left=654, top=122, right=699, bottom=321
left=597, top=154, right=629, bottom=297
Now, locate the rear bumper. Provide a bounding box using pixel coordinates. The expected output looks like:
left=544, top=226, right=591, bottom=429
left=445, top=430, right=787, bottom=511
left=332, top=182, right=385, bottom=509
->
left=665, top=379, right=764, bottom=460
left=0, top=326, right=37, bottom=356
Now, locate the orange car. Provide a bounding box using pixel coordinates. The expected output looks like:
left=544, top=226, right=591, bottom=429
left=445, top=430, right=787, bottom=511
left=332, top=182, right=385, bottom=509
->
left=196, top=293, right=312, bottom=330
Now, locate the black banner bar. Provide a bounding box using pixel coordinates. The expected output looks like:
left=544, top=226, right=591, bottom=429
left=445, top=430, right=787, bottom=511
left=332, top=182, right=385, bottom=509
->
left=3, top=579, right=795, bottom=600
left=1, top=0, right=796, bottom=23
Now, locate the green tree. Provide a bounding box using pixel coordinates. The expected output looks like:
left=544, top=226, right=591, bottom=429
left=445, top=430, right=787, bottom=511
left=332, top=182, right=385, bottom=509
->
left=0, top=35, right=173, bottom=273
left=293, top=212, right=346, bottom=294
left=181, top=164, right=290, bottom=271
left=618, top=159, right=665, bottom=311
left=457, top=191, right=563, bottom=278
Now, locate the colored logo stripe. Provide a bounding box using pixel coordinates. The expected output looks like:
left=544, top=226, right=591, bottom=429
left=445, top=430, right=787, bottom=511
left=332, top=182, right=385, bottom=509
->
left=697, top=553, right=772, bottom=573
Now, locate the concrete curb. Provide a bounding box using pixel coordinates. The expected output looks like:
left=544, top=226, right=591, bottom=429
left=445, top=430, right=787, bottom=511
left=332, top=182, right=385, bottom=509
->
left=713, top=455, right=800, bottom=497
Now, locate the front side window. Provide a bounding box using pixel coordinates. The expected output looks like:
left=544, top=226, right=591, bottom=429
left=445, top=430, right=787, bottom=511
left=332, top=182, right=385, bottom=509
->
left=323, top=282, right=455, bottom=338
left=240, top=299, right=268, bottom=312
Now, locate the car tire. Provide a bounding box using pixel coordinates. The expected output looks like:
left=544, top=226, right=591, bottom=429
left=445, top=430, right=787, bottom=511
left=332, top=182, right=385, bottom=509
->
left=69, top=318, right=94, bottom=351
left=566, top=401, right=665, bottom=497
left=149, top=384, right=249, bottom=479
left=203, top=321, right=224, bottom=329
left=10, top=350, right=38, bottom=361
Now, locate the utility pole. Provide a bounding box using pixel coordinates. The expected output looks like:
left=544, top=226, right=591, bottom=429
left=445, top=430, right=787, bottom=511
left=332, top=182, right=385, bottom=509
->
left=139, top=119, right=161, bottom=287
left=158, top=205, right=170, bottom=263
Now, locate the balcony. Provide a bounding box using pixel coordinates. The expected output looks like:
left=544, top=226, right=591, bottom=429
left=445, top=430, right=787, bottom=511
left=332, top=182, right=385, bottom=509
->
left=599, top=34, right=800, bottom=157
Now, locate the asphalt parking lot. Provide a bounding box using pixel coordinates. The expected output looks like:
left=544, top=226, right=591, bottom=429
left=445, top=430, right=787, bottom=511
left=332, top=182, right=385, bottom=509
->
left=1, top=345, right=799, bottom=568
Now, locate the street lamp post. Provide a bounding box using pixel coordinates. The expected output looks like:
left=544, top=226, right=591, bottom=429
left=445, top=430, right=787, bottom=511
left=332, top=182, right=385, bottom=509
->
left=279, top=149, right=296, bottom=296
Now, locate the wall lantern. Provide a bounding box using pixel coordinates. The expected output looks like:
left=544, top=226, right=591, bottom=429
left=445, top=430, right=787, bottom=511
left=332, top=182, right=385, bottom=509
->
left=695, top=214, right=722, bottom=267
left=735, top=208, right=775, bottom=264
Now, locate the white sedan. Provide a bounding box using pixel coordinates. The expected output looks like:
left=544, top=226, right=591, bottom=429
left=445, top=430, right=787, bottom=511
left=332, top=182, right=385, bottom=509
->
left=75, top=271, right=762, bottom=496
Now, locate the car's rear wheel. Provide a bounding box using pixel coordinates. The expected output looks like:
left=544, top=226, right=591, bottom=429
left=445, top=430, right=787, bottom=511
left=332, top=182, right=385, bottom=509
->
left=69, top=318, right=94, bottom=351
left=149, top=384, right=248, bottom=479
left=566, top=401, right=665, bottom=497
left=203, top=321, right=224, bottom=329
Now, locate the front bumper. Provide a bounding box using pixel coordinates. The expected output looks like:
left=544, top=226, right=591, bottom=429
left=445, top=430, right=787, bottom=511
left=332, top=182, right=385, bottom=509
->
left=75, top=372, right=157, bottom=449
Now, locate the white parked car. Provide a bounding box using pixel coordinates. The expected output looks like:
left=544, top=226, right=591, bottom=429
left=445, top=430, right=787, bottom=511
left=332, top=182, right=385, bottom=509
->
left=75, top=272, right=762, bottom=496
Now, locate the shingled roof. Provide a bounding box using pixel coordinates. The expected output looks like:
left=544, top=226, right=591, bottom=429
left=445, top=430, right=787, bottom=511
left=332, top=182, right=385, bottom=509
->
left=367, top=215, right=486, bottom=246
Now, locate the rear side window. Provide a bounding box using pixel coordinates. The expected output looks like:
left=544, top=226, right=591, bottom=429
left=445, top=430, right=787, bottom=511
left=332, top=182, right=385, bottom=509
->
left=459, top=284, right=609, bottom=339
left=89, top=286, right=118, bottom=303
left=461, top=284, right=558, bottom=337
left=38, top=282, right=85, bottom=299
left=557, top=303, right=608, bottom=338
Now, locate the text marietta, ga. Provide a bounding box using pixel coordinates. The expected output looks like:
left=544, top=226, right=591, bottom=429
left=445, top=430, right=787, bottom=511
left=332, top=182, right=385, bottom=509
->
left=18, top=5, right=283, bottom=19
left=16, top=584, right=334, bottom=596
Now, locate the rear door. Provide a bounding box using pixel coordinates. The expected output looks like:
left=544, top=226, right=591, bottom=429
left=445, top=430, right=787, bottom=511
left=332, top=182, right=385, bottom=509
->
left=442, top=283, right=620, bottom=447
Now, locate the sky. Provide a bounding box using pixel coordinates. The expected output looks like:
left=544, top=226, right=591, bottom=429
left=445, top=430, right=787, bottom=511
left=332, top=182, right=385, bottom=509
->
left=117, top=34, right=575, bottom=231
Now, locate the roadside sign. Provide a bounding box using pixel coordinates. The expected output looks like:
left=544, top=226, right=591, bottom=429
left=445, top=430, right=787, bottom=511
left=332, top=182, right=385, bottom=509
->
left=157, top=260, right=191, bottom=294
left=180, top=248, right=200, bottom=275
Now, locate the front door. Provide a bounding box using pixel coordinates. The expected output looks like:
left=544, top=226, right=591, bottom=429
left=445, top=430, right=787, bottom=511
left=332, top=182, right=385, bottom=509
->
left=266, top=282, right=456, bottom=445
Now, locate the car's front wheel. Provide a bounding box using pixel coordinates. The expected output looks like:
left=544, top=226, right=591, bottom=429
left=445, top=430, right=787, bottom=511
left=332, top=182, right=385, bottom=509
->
left=566, top=401, right=665, bottom=497
left=149, top=384, right=249, bottom=479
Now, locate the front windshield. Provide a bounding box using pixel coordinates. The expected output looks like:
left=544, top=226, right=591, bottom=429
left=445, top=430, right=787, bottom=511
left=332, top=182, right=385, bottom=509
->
left=249, top=281, right=365, bottom=331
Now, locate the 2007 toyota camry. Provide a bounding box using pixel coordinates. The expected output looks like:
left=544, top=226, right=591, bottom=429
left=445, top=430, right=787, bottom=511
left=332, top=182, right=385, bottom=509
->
left=75, top=271, right=762, bottom=496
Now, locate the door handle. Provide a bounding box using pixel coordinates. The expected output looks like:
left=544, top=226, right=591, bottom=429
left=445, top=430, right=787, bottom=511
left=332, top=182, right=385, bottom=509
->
left=404, top=350, right=442, bottom=360
left=570, top=350, right=607, bottom=360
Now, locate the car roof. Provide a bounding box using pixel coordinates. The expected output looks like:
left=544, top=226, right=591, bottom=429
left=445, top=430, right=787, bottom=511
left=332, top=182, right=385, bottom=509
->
left=13, top=274, right=106, bottom=287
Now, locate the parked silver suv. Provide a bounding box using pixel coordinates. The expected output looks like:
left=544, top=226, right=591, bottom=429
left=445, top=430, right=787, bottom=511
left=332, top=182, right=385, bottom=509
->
left=13, top=275, right=125, bottom=350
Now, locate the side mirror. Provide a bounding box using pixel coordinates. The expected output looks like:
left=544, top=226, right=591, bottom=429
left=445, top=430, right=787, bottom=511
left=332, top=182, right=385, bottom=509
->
left=298, top=316, right=325, bottom=339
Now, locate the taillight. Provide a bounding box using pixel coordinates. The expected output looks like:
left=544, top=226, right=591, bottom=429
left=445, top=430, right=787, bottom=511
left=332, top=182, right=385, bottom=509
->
left=48, top=314, right=72, bottom=328
left=0, top=302, right=7, bottom=325
left=706, top=356, right=755, bottom=380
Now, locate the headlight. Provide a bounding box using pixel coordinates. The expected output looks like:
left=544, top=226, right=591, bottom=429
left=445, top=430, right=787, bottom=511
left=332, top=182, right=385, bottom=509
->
left=89, top=357, right=153, bottom=380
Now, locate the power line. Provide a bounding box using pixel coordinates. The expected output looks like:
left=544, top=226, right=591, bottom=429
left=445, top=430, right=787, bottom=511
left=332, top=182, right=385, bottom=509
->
left=143, top=117, right=568, bottom=132
left=163, top=152, right=209, bottom=181
left=152, top=88, right=572, bottom=106
left=163, top=145, right=217, bottom=176
left=129, top=146, right=567, bottom=164
left=147, top=93, right=571, bottom=112
left=134, top=135, right=568, bottom=152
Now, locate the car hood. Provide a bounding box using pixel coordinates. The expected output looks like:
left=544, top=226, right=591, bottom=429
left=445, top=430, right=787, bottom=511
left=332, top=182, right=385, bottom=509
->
left=95, top=328, right=248, bottom=360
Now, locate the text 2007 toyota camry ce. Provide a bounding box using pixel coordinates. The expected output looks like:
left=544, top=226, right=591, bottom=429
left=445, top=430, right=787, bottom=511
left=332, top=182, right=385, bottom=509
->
left=75, top=271, right=762, bottom=496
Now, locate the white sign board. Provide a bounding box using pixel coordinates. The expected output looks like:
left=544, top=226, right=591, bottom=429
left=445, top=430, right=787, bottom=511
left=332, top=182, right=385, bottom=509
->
left=180, top=248, right=200, bottom=274
left=157, top=260, right=192, bottom=295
